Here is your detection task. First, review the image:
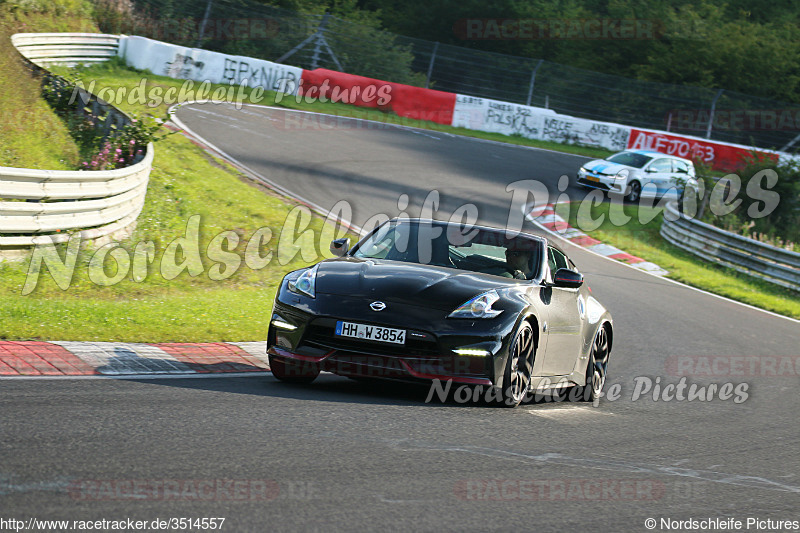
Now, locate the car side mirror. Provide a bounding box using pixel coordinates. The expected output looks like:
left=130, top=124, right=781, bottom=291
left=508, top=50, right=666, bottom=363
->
left=645, top=167, right=657, bottom=173
left=330, top=238, right=350, bottom=257
left=553, top=268, right=583, bottom=288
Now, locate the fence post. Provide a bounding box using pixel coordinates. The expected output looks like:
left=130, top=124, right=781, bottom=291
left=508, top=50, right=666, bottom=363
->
left=425, top=42, right=439, bottom=89
left=526, top=59, right=543, bottom=107
left=195, top=0, right=213, bottom=48
left=279, top=13, right=342, bottom=71
left=706, top=89, right=723, bottom=139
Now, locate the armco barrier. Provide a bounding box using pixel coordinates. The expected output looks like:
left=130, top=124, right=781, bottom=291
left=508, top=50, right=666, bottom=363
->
left=11, top=32, right=121, bottom=67
left=301, top=69, right=456, bottom=125
left=2, top=33, right=153, bottom=251
left=660, top=202, right=800, bottom=292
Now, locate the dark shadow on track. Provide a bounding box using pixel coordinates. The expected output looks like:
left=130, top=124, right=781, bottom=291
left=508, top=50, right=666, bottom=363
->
left=119, top=372, right=594, bottom=412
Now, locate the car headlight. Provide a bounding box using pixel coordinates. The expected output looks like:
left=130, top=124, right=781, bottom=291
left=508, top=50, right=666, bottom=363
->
left=579, top=167, right=587, bottom=174
left=448, top=290, right=503, bottom=319
left=288, top=265, right=318, bottom=298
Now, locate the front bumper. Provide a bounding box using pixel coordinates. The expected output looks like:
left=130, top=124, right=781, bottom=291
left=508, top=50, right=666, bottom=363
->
left=268, top=346, right=493, bottom=385
left=577, top=172, right=624, bottom=193
left=267, top=294, right=513, bottom=386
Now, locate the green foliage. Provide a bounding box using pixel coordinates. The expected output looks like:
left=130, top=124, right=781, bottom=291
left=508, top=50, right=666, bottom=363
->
left=41, top=73, right=174, bottom=169
left=701, top=154, right=800, bottom=246
left=360, top=0, right=800, bottom=104
left=0, top=0, right=92, bottom=16
left=636, top=2, right=800, bottom=103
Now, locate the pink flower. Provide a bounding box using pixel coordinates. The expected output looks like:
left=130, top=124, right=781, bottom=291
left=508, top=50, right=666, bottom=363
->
left=119, top=158, right=124, bottom=163
left=116, top=148, right=122, bottom=153
left=130, top=139, right=135, bottom=145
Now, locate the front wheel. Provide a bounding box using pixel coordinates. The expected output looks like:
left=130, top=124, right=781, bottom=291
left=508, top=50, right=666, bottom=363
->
left=269, top=354, right=320, bottom=384
left=625, top=181, right=642, bottom=203
left=498, top=322, right=536, bottom=408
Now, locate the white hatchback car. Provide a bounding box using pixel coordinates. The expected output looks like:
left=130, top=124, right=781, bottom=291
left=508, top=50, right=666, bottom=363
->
left=576, top=149, right=697, bottom=202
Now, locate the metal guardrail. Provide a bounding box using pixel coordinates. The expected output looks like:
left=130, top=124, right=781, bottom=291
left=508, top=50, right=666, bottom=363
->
left=11, top=33, right=121, bottom=67
left=660, top=202, right=800, bottom=292
left=2, top=33, right=152, bottom=250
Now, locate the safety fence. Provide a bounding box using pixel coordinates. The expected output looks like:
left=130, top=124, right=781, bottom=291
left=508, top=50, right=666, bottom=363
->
left=660, top=202, right=800, bottom=292
left=1, top=33, right=153, bottom=250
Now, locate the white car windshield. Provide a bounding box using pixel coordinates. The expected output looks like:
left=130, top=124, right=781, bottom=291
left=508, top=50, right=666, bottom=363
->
left=607, top=152, right=653, bottom=168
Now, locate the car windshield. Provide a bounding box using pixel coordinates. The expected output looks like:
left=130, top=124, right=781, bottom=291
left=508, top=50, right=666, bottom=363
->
left=353, top=220, right=544, bottom=280
left=607, top=152, right=653, bottom=168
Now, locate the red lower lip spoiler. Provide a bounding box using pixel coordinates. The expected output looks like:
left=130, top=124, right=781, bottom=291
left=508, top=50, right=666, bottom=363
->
left=269, top=347, right=493, bottom=386
left=268, top=346, right=334, bottom=363
left=398, top=360, right=493, bottom=386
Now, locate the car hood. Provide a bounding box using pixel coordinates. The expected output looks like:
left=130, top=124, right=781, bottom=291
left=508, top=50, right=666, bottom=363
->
left=314, top=257, right=518, bottom=311
left=584, top=160, right=633, bottom=176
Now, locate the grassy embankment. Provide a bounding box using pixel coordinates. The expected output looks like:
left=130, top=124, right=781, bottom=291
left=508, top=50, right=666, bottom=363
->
left=0, top=2, right=96, bottom=169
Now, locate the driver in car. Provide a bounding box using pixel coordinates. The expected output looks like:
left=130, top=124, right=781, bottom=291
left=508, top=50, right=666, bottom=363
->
left=504, top=249, right=533, bottom=279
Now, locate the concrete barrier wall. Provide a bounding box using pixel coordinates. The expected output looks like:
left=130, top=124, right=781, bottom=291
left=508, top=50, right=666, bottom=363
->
left=451, top=94, right=630, bottom=152
left=120, top=35, right=302, bottom=95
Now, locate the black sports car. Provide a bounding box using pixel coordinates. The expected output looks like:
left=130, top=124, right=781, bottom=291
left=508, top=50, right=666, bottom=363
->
left=267, top=219, right=613, bottom=407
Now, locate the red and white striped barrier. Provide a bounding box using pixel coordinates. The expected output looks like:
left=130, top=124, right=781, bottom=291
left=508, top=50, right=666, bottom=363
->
left=526, top=201, right=669, bottom=275
left=0, top=341, right=269, bottom=377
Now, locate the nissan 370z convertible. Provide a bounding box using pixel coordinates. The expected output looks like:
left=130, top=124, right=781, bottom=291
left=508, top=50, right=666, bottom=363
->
left=267, top=219, right=613, bottom=407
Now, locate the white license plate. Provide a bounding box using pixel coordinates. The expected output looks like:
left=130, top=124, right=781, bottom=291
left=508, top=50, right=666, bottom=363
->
left=335, top=321, right=406, bottom=344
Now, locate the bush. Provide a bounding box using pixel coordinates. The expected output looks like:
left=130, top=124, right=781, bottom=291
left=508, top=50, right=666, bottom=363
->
left=699, top=153, right=800, bottom=249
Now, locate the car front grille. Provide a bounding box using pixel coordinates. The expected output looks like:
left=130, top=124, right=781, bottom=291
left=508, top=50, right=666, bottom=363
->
left=300, top=318, right=440, bottom=358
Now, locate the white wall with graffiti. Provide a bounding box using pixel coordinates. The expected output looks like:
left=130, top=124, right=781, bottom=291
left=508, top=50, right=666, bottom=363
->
left=120, top=36, right=301, bottom=95
left=451, top=94, right=631, bottom=152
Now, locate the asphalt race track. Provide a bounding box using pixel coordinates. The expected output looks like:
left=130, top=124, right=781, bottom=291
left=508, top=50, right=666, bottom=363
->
left=2, top=104, right=798, bottom=532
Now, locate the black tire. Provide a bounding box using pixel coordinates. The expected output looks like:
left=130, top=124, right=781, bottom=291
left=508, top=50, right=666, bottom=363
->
left=498, top=321, right=536, bottom=408
left=625, top=180, right=642, bottom=203
left=268, top=354, right=320, bottom=384
left=570, top=325, right=610, bottom=402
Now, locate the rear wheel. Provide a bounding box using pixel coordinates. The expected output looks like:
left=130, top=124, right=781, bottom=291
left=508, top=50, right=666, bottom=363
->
left=571, top=326, right=610, bottom=402
left=625, top=180, right=642, bottom=203
left=269, top=354, right=320, bottom=384
left=499, top=322, right=536, bottom=407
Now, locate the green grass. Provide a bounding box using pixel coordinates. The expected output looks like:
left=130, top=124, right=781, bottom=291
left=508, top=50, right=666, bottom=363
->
left=563, top=201, right=800, bottom=319
left=0, top=5, right=98, bottom=169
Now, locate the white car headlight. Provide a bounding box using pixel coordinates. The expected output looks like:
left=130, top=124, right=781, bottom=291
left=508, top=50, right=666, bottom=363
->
left=288, top=265, right=318, bottom=298
left=448, top=290, right=503, bottom=319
